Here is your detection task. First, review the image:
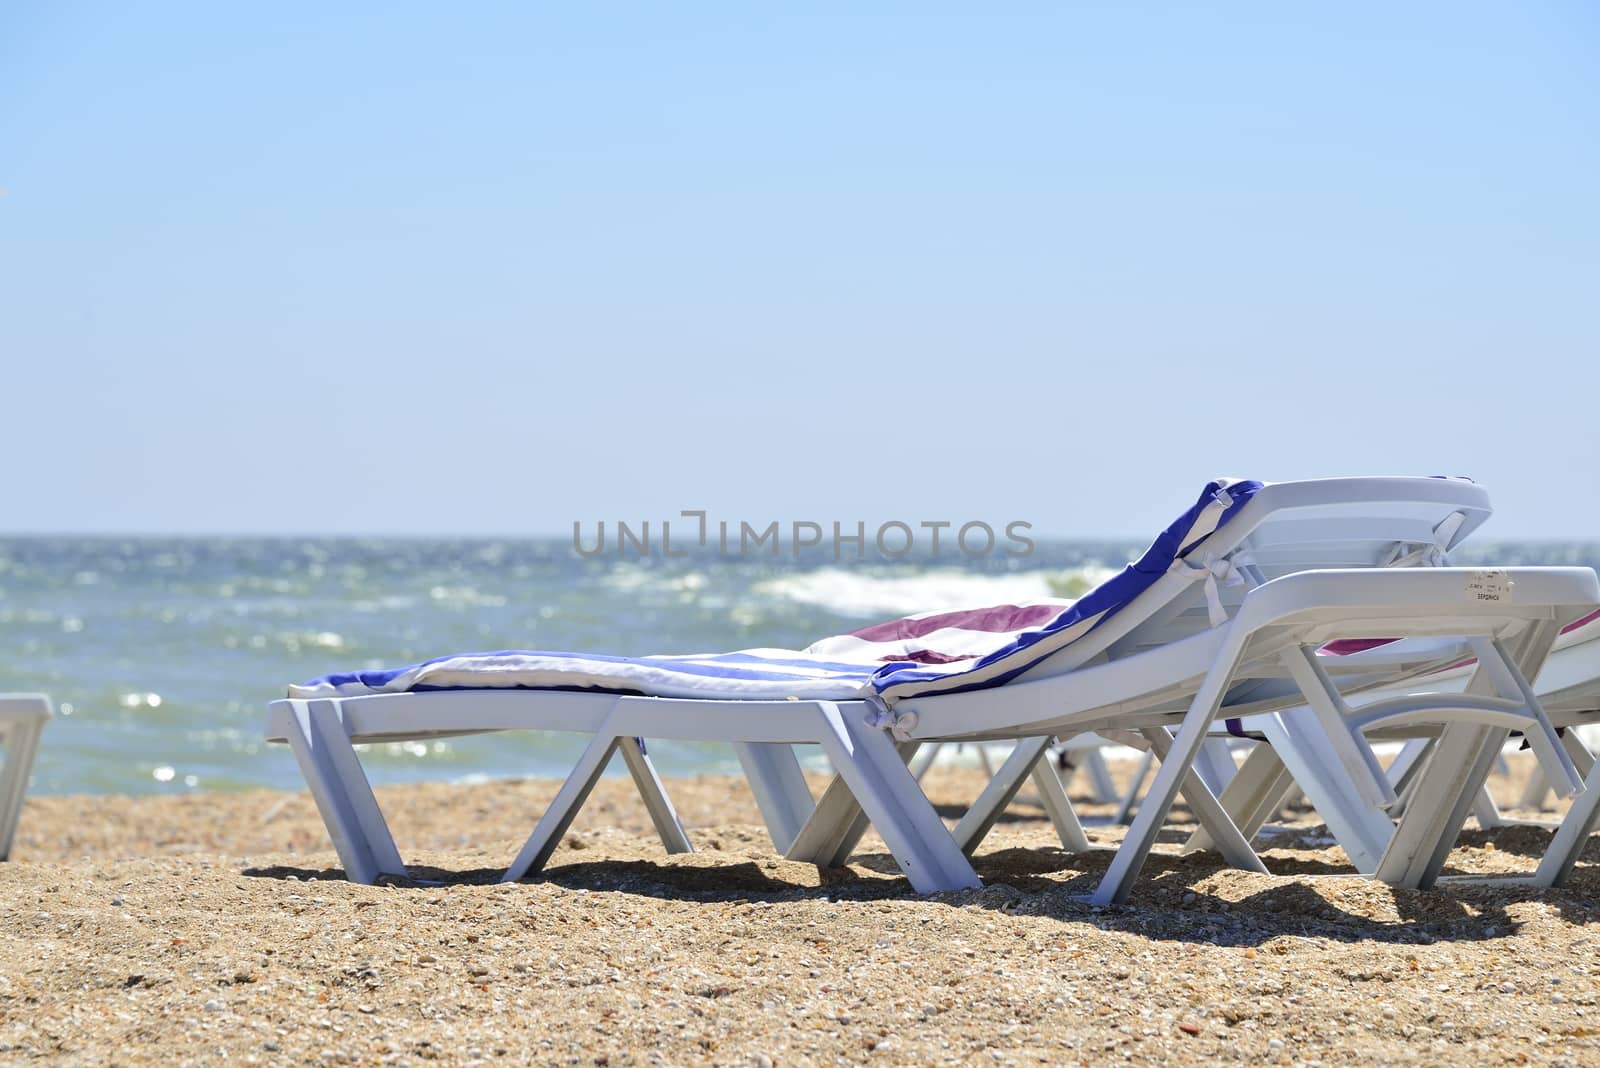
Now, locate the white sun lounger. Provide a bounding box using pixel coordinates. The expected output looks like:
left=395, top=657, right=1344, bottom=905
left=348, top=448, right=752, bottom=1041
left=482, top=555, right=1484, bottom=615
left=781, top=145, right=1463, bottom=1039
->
left=265, top=478, right=1599, bottom=904
left=0, top=694, right=50, bottom=861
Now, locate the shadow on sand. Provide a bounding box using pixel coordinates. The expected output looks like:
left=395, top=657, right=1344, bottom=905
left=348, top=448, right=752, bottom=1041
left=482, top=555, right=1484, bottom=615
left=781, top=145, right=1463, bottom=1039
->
left=241, top=820, right=1600, bottom=948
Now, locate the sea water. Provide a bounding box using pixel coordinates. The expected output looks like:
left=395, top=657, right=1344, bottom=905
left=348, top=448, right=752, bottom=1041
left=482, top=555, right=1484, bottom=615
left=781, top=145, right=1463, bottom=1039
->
left=1, top=536, right=1595, bottom=796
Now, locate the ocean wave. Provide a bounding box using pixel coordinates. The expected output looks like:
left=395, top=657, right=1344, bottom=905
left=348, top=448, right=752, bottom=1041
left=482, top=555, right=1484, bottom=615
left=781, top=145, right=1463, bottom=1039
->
left=600, top=564, right=713, bottom=600
left=751, top=566, right=1117, bottom=619
left=427, top=585, right=509, bottom=608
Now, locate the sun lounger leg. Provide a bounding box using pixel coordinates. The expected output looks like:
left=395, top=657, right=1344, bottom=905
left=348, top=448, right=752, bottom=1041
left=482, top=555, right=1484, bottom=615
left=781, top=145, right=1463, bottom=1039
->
left=976, top=744, right=997, bottom=777
left=786, top=776, right=873, bottom=868
left=951, top=736, right=1053, bottom=855
left=503, top=732, right=623, bottom=882
left=284, top=699, right=406, bottom=884
left=1518, top=734, right=1595, bottom=812
left=1567, top=731, right=1597, bottom=777
left=1383, top=740, right=1435, bottom=821
left=0, top=720, right=42, bottom=860
left=1029, top=753, right=1091, bottom=853
left=0, top=699, right=48, bottom=861
left=618, top=738, right=693, bottom=855
left=1141, top=727, right=1266, bottom=875
left=1225, top=751, right=1299, bottom=843
left=1093, top=646, right=1245, bottom=906
left=1183, top=737, right=1296, bottom=854
left=1192, top=738, right=1240, bottom=796
left=1279, top=645, right=1397, bottom=811
left=1387, top=739, right=1431, bottom=792
left=1518, top=767, right=1551, bottom=811
left=1249, top=709, right=1397, bottom=873
left=810, top=704, right=979, bottom=894
left=1374, top=723, right=1505, bottom=888
left=1112, top=750, right=1155, bottom=825
left=1530, top=749, right=1600, bottom=887
left=1389, top=765, right=1422, bottom=820
left=0, top=726, right=23, bottom=861
left=786, top=740, right=919, bottom=868
left=1379, top=625, right=1573, bottom=888
left=1472, top=783, right=1507, bottom=829
left=732, top=742, right=814, bottom=853
left=909, top=742, right=942, bottom=781
left=1081, top=746, right=1121, bottom=805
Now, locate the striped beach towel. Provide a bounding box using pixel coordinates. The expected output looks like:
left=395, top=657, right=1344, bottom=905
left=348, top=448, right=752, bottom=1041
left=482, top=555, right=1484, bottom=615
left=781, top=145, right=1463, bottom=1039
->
left=288, top=479, right=1262, bottom=704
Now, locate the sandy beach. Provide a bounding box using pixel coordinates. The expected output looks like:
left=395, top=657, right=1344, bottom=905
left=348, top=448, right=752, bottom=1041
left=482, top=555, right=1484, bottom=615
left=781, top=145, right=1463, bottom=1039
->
left=3, top=759, right=1600, bottom=1066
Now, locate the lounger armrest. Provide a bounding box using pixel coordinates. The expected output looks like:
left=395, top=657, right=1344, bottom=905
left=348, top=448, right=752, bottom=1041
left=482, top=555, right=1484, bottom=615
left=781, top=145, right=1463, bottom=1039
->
left=1231, top=567, right=1600, bottom=641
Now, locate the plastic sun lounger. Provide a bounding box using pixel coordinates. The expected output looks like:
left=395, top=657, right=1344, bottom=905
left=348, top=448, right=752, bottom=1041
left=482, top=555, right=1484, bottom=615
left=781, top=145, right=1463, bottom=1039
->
left=0, top=694, right=50, bottom=861
left=265, top=475, right=1274, bottom=891
left=265, top=477, right=1599, bottom=905
left=1192, top=609, right=1600, bottom=887
left=268, top=476, right=1291, bottom=886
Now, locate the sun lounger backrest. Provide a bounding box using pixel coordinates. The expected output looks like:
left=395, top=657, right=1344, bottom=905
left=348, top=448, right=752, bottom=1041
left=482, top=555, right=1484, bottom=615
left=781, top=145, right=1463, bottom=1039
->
left=1015, top=477, right=1492, bottom=677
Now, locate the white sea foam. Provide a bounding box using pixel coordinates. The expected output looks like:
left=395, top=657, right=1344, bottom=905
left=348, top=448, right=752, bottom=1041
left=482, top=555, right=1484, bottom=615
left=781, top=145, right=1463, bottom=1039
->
left=752, top=566, right=1117, bottom=619
left=601, top=564, right=712, bottom=599
left=599, top=562, right=661, bottom=593
left=428, top=585, right=508, bottom=607
left=352, top=594, right=419, bottom=613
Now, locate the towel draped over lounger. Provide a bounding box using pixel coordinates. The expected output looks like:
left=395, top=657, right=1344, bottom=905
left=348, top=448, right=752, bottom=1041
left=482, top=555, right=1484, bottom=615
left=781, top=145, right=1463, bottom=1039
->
left=289, top=479, right=1262, bottom=703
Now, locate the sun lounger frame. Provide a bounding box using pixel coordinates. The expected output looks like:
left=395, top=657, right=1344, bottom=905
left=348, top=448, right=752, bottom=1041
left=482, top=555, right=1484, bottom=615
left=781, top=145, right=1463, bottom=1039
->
left=0, top=694, right=50, bottom=861
left=267, top=565, right=1598, bottom=903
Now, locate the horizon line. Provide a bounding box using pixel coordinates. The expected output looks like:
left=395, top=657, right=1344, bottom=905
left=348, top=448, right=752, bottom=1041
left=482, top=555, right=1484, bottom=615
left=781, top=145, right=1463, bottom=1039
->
left=3, top=528, right=1599, bottom=545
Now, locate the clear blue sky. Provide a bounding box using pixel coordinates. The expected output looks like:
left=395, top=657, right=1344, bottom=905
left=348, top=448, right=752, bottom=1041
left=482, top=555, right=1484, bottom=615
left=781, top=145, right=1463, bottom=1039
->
left=3, top=3, right=1596, bottom=538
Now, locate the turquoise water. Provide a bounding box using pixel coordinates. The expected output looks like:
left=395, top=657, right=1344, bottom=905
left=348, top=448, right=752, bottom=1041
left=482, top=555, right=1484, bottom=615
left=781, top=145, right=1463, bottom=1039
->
left=2, top=537, right=1595, bottom=796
